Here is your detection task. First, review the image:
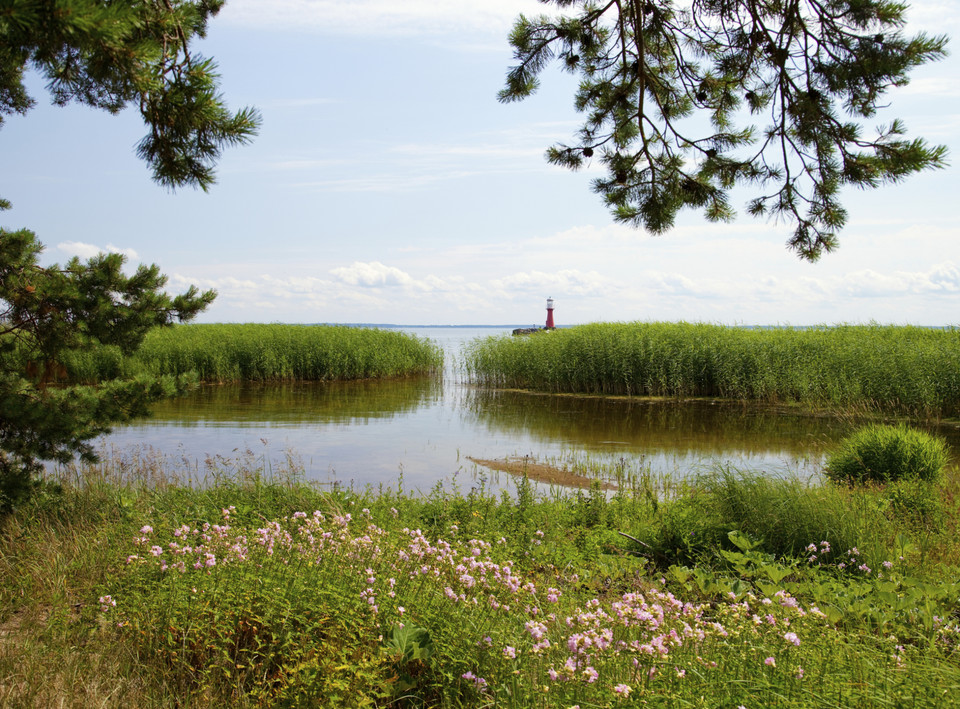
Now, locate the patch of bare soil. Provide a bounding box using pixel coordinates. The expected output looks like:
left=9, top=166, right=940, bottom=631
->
left=467, top=456, right=616, bottom=491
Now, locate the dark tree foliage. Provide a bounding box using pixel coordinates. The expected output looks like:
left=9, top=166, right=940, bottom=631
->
left=500, top=0, right=949, bottom=259
left=0, top=0, right=257, bottom=510
left=0, top=0, right=260, bottom=191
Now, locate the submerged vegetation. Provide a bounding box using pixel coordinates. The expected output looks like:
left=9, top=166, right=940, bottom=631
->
left=2, top=444, right=960, bottom=707
left=465, top=322, right=960, bottom=418
left=63, top=324, right=443, bottom=383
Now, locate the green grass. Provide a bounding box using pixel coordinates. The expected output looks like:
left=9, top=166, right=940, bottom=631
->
left=63, top=324, right=444, bottom=383
left=464, top=322, right=960, bottom=417
left=825, top=423, right=950, bottom=484
left=3, top=452, right=960, bottom=707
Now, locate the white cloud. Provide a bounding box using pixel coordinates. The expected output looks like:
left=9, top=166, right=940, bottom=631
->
left=489, top=269, right=613, bottom=296
left=838, top=263, right=960, bottom=297
left=330, top=261, right=421, bottom=288
left=896, top=77, right=960, bottom=98
left=904, top=0, right=960, bottom=34
left=170, top=275, right=260, bottom=292
left=56, top=241, right=139, bottom=261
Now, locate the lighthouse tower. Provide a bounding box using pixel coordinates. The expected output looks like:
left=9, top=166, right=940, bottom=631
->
left=545, top=297, right=555, bottom=329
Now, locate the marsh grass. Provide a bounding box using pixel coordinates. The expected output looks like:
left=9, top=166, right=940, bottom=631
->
left=825, top=423, right=949, bottom=484
left=464, top=322, right=960, bottom=417
left=64, top=324, right=444, bottom=383
left=3, top=452, right=960, bottom=707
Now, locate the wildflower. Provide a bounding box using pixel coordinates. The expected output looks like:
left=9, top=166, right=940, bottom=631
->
left=613, top=683, right=631, bottom=697
left=883, top=560, right=894, bottom=569
left=582, top=666, right=599, bottom=683
left=98, top=595, right=116, bottom=612
left=784, top=632, right=800, bottom=646
left=397, top=606, right=405, bottom=615
left=461, top=671, right=487, bottom=689
left=140, top=525, right=153, bottom=534
left=764, top=657, right=776, bottom=667
left=796, top=666, right=805, bottom=679
left=503, top=646, right=517, bottom=659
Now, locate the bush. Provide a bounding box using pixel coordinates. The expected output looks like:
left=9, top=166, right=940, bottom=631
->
left=825, top=424, right=948, bottom=485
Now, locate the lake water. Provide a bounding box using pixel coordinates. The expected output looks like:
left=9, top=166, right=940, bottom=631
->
left=95, top=326, right=960, bottom=492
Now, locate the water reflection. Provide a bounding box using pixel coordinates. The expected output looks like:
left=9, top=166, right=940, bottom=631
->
left=140, top=377, right=442, bottom=427
left=460, top=389, right=852, bottom=457
left=95, top=326, right=960, bottom=489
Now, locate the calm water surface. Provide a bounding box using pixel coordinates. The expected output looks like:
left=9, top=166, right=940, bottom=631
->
left=97, top=327, right=960, bottom=490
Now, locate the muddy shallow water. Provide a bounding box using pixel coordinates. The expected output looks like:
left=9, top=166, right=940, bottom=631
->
left=94, top=327, right=960, bottom=491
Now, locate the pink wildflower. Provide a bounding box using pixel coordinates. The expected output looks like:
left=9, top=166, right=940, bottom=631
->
left=764, top=657, right=776, bottom=667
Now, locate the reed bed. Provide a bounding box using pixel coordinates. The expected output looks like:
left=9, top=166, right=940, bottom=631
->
left=464, top=322, right=960, bottom=417
left=65, top=324, right=443, bottom=383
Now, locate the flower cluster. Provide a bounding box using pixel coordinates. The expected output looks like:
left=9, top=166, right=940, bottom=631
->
left=108, top=510, right=833, bottom=705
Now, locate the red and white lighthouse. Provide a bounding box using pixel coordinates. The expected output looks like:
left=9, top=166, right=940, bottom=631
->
left=545, top=297, right=555, bottom=329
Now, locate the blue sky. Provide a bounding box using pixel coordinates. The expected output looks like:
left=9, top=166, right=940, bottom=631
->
left=3, top=0, right=959, bottom=326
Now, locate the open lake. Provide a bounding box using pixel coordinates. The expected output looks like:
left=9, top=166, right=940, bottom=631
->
left=95, top=326, right=960, bottom=491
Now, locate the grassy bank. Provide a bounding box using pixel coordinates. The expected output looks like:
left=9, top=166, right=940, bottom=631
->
left=464, top=322, right=960, bottom=417
left=2, top=452, right=960, bottom=707
left=64, top=324, right=444, bottom=383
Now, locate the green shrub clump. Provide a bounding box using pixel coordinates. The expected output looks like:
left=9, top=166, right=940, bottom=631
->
left=825, top=424, right=948, bottom=485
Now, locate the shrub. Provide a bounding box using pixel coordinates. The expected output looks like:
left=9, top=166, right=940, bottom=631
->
left=825, top=424, right=948, bottom=485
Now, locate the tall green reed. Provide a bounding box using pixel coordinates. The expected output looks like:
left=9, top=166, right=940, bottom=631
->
left=464, top=322, right=960, bottom=417
left=64, top=324, right=443, bottom=383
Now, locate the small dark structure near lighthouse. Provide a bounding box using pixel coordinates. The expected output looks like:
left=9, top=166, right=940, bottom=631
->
left=513, top=297, right=556, bottom=336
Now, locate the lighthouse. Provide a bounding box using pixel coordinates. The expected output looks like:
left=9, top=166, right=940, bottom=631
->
left=545, top=297, right=555, bottom=329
